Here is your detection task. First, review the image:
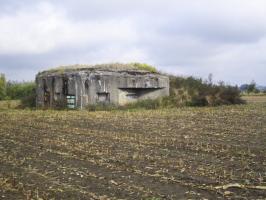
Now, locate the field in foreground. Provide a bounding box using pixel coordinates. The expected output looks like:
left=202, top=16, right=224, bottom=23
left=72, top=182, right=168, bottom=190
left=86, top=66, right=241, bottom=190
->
left=242, top=95, right=266, bottom=104
left=0, top=104, right=266, bottom=200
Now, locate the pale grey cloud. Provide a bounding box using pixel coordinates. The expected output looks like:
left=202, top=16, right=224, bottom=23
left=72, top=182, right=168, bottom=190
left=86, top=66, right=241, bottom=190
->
left=0, top=0, right=266, bottom=85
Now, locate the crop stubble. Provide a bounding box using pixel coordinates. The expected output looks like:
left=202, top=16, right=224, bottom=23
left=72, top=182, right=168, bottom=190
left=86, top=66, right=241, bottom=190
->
left=0, top=103, right=266, bottom=199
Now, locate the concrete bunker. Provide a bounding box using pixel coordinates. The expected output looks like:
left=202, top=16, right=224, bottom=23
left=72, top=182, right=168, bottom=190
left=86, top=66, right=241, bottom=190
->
left=36, top=64, right=169, bottom=109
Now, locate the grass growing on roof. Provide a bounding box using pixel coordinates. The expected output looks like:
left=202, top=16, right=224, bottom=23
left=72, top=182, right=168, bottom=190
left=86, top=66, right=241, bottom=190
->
left=38, top=63, right=159, bottom=76
left=131, top=63, right=158, bottom=73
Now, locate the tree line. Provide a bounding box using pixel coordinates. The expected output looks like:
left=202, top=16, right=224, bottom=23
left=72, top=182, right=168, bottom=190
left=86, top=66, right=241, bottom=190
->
left=239, top=81, right=266, bottom=94
left=0, top=73, right=36, bottom=107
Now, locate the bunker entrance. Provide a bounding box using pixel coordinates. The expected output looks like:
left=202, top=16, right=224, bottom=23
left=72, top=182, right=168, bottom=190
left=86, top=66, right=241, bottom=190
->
left=120, top=88, right=161, bottom=98
left=118, top=88, right=162, bottom=105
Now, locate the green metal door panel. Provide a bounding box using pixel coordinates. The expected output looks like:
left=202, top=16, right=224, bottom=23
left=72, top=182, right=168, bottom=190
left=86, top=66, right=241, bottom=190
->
left=67, top=95, right=76, bottom=109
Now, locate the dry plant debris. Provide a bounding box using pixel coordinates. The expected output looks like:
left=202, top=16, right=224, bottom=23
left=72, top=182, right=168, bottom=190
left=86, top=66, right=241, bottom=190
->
left=0, top=103, right=266, bottom=199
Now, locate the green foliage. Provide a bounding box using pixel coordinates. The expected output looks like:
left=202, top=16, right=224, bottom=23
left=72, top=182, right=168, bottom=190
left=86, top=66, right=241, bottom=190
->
left=84, top=75, right=244, bottom=112
left=6, top=81, right=36, bottom=100
left=169, top=75, right=244, bottom=106
left=240, top=81, right=260, bottom=94
left=1, top=70, right=244, bottom=111
left=247, top=81, right=256, bottom=93
left=0, top=73, right=6, bottom=100
left=0, top=74, right=36, bottom=108
left=5, top=81, right=36, bottom=108
left=39, top=63, right=159, bottom=76
left=131, top=63, right=158, bottom=73
left=247, top=81, right=260, bottom=94
left=20, top=91, right=36, bottom=108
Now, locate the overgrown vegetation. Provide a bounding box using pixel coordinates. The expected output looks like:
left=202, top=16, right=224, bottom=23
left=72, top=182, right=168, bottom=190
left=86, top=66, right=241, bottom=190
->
left=131, top=63, right=158, bottom=73
left=86, top=75, right=244, bottom=111
left=6, top=81, right=36, bottom=100
left=168, top=75, right=243, bottom=107
left=38, top=63, right=158, bottom=76
left=0, top=74, right=36, bottom=108
left=0, top=68, right=243, bottom=110
left=0, top=73, right=6, bottom=100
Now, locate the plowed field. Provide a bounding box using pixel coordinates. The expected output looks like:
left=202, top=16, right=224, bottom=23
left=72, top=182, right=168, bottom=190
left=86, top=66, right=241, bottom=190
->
left=0, top=103, right=266, bottom=199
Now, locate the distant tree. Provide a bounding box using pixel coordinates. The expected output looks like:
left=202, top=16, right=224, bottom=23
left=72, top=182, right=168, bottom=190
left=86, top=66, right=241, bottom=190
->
left=0, top=73, right=6, bottom=100
left=239, top=84, right=249, bottom=92
left=240, top=81, right=260, bottom=94
left=207, top=73, right=213, bottom=85
left=247, top=80, right=256, bottom=93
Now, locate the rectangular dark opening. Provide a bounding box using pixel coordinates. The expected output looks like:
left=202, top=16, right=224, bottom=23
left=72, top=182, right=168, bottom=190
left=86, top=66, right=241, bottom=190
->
left=97, top=92, right=110, bottom=103
left=63, top=77, right=68, bottom=95
left=119, top=88, right=162, bottom=97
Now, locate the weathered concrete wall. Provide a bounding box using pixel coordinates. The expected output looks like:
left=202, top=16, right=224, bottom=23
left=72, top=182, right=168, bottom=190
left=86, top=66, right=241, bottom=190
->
left=36, top=70, right=169, bottom=109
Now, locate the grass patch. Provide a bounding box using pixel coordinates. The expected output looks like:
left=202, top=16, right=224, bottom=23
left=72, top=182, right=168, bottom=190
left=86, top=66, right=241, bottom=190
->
left=0, top=100, right=21, bottom=110
left=131, top=63, right=158, bottom=73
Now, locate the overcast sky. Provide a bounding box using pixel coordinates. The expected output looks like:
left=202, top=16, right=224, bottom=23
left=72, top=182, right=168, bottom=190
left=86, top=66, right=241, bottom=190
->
left=0, top=0, right=266, bottom=85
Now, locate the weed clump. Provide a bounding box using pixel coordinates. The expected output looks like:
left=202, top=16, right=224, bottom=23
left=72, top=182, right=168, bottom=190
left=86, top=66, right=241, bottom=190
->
left=131, top=63, right=158, bottom=73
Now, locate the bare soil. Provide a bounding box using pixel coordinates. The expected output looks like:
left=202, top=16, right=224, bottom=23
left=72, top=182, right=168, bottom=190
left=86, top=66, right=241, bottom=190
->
left=0, top=103, right=266, bottom=199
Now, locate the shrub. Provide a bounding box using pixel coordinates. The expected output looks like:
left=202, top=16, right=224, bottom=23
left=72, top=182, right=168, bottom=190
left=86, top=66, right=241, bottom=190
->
left=84, top=75, right=244, bottom=111
left=6, top=81, right=36, bottom=108
left=20, top=91, right=36, bottom=108
left=169, top=75, right=243, bottom=107
left=0, top=73, right=6, bottom=100
left=240, top=81, right=260, bottom=94
left=6, top=81, right=36, bottom=100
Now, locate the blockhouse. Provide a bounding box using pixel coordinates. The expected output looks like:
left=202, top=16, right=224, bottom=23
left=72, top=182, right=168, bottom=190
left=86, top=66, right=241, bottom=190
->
left=36, top=64, right=169, bottom=109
